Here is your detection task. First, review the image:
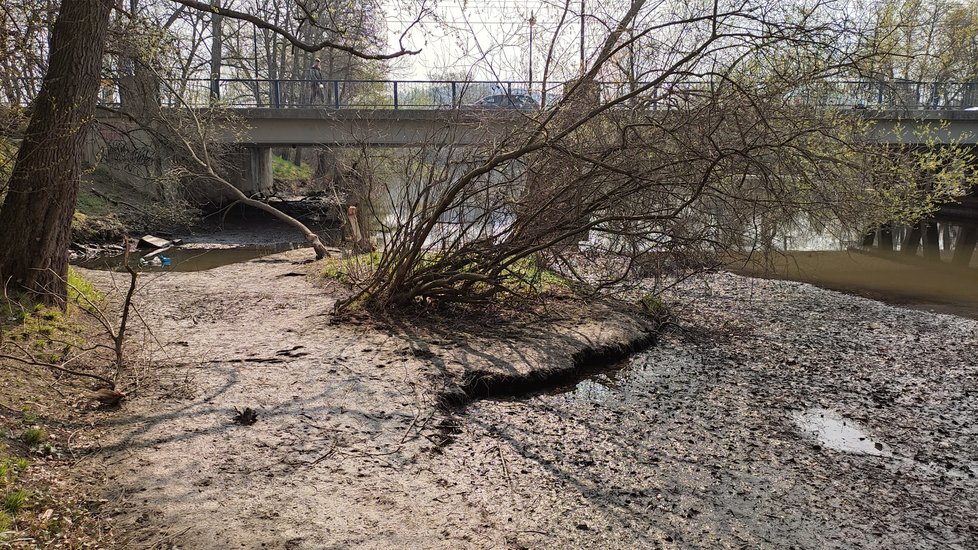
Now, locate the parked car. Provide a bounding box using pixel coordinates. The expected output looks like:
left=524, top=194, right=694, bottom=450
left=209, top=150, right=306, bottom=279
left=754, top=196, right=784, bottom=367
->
left=470, top=93, right=540, bottom=110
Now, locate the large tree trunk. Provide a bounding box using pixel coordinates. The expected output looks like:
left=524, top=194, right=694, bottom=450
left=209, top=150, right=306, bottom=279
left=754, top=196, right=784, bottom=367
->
left=0, top=0, right=113, bottom=304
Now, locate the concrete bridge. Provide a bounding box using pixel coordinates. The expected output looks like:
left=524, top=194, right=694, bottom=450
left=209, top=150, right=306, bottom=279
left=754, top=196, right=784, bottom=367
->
left=83, top=78, right=978, bottom=251
left=183, top=108, right=529, bottom=147
left=868, top=110, right=978, bottom=145
left=98, top=106, right=978, bottom=147
left=89, top=77, right=978, bottom=152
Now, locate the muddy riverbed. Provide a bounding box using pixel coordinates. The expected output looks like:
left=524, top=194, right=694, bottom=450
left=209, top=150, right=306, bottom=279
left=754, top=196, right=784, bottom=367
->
left=442, top=274, right=978, bottom=548
left=76, top=248, right=978, bottom=548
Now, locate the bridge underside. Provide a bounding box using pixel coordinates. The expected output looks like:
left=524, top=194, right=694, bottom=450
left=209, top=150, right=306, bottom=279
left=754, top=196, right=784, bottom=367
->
left=99, top=108, right=531, bottom=147
left=238, top=109, right=978, bottom=147
left=236, top=109, right=516, bottom=147
left=869, top=110, right=978, bottom=145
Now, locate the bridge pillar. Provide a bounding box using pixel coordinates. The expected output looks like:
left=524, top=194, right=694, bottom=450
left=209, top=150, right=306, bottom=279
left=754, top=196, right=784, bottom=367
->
left=879, top=224, right=895, bottom=251
left=923, top=220, right=941, bottom=260
left=942, top=224, right=953, bottom=251
left=222, top=146, right=273, bottom=198
left=861, top=227, right=876, bottom=247
left=952, top=225, right=977, bottom=267
left=902, top=223, right=922, bottom=256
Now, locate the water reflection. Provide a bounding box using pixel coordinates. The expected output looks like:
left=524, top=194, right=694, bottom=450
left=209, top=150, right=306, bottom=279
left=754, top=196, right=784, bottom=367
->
left=793, top=408, right=890, bottom=456
left=74, top=245, right=300, bottom=272
left=555, top=352, right=685, bottom=404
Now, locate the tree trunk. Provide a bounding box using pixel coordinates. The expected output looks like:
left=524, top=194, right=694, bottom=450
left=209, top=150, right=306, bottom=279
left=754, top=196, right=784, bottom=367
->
left=0, top=0, right=113, bottom=304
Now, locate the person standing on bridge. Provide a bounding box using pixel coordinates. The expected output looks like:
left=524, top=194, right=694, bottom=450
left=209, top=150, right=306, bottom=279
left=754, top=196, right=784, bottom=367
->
left=309, top=58, right=325, bottom=105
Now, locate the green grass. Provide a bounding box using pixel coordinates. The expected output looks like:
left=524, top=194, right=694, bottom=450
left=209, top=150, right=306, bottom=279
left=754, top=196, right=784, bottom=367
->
left=2, top=295, right=84, bottom=351
left=20, top=428, right=45, bottom=447
left=319, top=251, right=382, bottom=285
left=639, top=292, right=670, bottom=320
left=20, top=409, right=38, bottom=426
left=272, top=155, right=313, bottom=182
left=75, top=193, right=112, bottom=216
left=67, top=267, right=103, bottom=308
left=2, top=490, right=28, bottom=515
left=0, top=456, right=28, bottom=486
left=0, top=509, right=11, bottom=533
left=499, top=257, right=570, bottom=294
left=33, top=443, right=56, bottom=457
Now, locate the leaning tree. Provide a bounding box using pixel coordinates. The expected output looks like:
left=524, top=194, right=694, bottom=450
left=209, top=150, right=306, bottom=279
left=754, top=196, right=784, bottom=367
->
left=0, top=0, right=418, bottom=304
left=336, top=0, right=976, bottom=311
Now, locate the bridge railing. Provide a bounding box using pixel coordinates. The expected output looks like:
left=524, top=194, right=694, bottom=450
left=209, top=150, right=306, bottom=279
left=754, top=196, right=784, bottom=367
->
left=784, top=80, right=978, bottom=110
left=153, top=78, right=566, bottom=110
left=148, top=78, right=978, bottom=111
left=6, top=77, right=978, bottom=111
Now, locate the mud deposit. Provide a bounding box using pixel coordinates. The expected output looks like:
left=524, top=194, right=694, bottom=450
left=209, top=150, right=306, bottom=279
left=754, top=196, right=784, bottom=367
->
left=83, top=257, right=977, bottom=549
left=447, top=274, right=977, bottom=548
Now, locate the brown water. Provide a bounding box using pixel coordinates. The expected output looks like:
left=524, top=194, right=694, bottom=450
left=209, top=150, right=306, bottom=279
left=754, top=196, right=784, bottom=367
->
left=74, top=244, right=301, bottom=272
left=733, top=249, right=978, bottom=319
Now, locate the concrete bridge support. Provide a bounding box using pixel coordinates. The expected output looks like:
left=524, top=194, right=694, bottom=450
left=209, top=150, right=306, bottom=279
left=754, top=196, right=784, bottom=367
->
left=952, top=226, right=978, bottom=266
left=223, top=145, right=273, bottom=198
left=864, top=219, right=975, bottom=267
left=922, top=221, right=941, bottom=260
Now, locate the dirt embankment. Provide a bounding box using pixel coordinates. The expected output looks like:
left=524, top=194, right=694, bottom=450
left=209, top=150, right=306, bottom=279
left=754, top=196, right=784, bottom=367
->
left=79, top=250, right=659, bottom=548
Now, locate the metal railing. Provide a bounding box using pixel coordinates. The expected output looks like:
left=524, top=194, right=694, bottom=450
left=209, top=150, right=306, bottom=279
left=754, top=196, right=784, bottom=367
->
left=6, top=77, right=978, bottom=111
left=784, top=80, right=978, bottom=110
left=128, top=78, right=564, bottom=110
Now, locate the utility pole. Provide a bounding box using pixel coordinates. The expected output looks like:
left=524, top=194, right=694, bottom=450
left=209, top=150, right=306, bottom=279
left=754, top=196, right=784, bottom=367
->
left=210, top=0, right=223, bottom=102
left=529, top=11, right=536, bottom=96
left=580, top=0, right=585, bottom=74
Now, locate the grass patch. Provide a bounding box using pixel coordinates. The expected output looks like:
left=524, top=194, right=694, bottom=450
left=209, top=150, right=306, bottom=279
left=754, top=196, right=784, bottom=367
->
left=500, top=257, right=570, bottom=295
left=639, top=292, right=670, bottom=319
left=319, top=251, right=382, bottom=285
left=75, top=193, right=112, bottom=216
left=1, top=291, right=86, bottom=358
left=272, top=155, right=313, bottom=182
left=20, top=428, right=45, bottom=447
left=67, top=267, right=103, bottom=310
left=20, top=409, right=38, bottom=426
left=2, top=490, right=27, bottom=515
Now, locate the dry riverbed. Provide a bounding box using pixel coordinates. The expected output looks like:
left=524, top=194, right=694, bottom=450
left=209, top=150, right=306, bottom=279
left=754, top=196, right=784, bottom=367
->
left=76, top=251, right=977, bottom=549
